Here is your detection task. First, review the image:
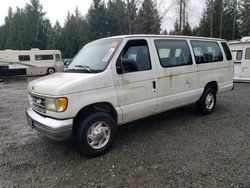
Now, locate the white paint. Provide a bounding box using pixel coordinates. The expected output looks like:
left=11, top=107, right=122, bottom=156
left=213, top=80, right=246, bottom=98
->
left=28, top=35, right=233, bottom=125
left=229, top=38, right=250, bottom=82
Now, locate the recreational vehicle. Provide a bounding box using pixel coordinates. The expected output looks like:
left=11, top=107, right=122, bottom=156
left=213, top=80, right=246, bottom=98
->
left=229, top=37, right=250, bottom=82
left=0, top=49, right=64, bottom=77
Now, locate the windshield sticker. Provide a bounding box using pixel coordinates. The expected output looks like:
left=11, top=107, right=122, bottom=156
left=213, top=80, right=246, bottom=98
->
left=112, top=40, right=119, bottom=48
left=102, top=48, right=115, bottom=62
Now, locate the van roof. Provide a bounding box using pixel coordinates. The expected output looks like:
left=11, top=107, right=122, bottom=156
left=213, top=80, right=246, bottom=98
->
left=104, top=34, right=226, bottom=42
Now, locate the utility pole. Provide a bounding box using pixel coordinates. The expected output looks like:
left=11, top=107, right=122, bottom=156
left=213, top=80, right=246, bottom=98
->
left=210, top=0, right=214, bottom=37
left=127, top=0, right=132, bottom=34
left=179, top=0, right=183, bottom=34
left=219, top=0, right=223, bottom=38
left=183, top=0, right=186, bottom=27
left=232, top=0, right=237, bottom=39
left=35, top=19, right=39, bottom=47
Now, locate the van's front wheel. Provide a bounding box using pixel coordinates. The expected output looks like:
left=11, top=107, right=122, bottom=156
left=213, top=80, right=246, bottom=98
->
left=74, top=112, right=117, bottom=158
left=196, top=88, right=216, bottom=114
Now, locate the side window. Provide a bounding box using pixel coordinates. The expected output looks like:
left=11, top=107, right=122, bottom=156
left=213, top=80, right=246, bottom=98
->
left=154, top=40, right=192, bottom=67
left=18, top=55, right=30, bottom=62
left=236, top=51, right=243, bottom=60
left=35, top=55, right=54, bottom=61
left=245, top=48, right=250, bottom=60
left=191, top=41, right=223, bottom=64
left=55, top=54, right=61, bottom=62
left=221, top=42, right=232, bottom=60
left=118, top=40, right=151, bottom=73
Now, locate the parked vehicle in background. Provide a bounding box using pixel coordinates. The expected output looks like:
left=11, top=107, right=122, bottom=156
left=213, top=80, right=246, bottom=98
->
left=63, top=58, right=73, bottom=70
left=229, top=37, right=250, bottom=82
left=26, top=35, right=234, bottom=158
left=0, top=48, right=64, bottom=77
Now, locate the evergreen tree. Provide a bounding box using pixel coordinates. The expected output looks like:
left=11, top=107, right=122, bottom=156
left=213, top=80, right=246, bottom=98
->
left=136, top=0, right=161, bottom=34
left=182, top=22, right=192, bottom=36
left=169, top=19, right=180, bottom=35
left=239, top=0, right=250, bottom=36
left=60, top=9, right=89, bottom=58
left=86, top=0, right=108, bottom=40
left=4, top=8, right=26, bottom=49
left=197, top=0, right=215, bottom=37
left=162, top=29, right=168, bottom=35
left=196, top=0, right=240, bottom=40
left=47, top=21, right=62, bottom=50
left=127, top=0, right=138, bottom=34
left=106, top=0, right=128, bottom=36
left=2, top=0, right=51, bottom=50
left=0, top=8, right=13, bottom=49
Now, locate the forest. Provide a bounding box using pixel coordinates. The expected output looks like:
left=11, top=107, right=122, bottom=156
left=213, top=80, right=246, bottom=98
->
left=0, top=0, right=249, bottom=58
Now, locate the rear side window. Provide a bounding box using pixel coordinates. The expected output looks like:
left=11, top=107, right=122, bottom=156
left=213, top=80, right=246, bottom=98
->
left=35, top=55, right=54, bottom=61
left=18, top=55, right=30, bottom=61
left=155, top=40, right=192, bottom=67
left=191, top=41, right=223, bottom=64
left=246, top=48, right=250, bottom=60
left=221, top=42, right=232, bottom=60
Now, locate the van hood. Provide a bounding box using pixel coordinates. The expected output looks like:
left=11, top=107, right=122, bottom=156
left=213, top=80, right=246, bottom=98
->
left=28, top=71, right=113, bottom=96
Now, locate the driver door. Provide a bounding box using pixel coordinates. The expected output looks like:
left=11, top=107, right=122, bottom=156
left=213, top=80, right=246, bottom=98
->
left=113, top=39, right=157, bottom=123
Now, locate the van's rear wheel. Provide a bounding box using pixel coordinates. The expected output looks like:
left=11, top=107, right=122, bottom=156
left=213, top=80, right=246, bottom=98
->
left=47, top=68, right=55, bottom=74
left=74, top=112, right=117, bottom=158
left=196, top=88, right=216, bottom=114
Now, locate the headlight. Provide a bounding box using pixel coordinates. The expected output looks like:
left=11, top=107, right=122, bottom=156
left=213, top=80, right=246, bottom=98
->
left=45, top=97, right=68, bottom=112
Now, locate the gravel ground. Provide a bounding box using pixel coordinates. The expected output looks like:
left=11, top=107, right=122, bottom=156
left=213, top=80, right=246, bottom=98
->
left=0, top=77, right=250, bottom=188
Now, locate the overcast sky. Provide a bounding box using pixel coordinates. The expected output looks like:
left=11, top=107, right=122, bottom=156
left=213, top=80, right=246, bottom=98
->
left=0, top=0, right=205, bottom=31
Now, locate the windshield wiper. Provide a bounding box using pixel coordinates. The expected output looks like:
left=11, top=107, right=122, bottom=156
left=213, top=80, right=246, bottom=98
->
left=74, top=65, right=92, bottom=72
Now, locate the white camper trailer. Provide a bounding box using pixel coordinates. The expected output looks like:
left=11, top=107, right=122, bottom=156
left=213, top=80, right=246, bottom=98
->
left=229, top=37, right=250, bottom=82
left=0, top=49, right=64, bottom=77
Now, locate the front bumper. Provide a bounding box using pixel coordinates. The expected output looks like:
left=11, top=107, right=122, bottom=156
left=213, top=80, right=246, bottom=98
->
left=26, top=108, right=73, bottom=141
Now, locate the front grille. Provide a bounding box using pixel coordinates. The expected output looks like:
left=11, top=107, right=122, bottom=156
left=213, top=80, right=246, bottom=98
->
left=29, top=93, right=46, bottom=114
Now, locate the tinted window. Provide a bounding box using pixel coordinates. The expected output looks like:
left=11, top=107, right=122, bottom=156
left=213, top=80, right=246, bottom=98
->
left=191, top=41, right=223, bottom=64
left=119, top=40, right=151, bottom=72
left=236, top=51, right=243, bottom=60
left=18, top=55, right=30, bottom=61
left=155, top=40, right=192, bottom=67
left=246, top=48, right=250, bottom=60
left=35, top=55, right=54, bottom=61
left=221, top=42, right=232, bottom=60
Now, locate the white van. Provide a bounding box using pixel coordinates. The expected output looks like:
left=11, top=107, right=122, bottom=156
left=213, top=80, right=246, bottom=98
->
left=229, top=37, right=250, bottom=82
left=26, top=35, right=233, bottom=157
left=0, top=49, right=64, bottom=76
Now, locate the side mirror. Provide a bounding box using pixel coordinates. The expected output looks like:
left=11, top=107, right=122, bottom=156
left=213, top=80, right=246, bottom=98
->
left=117, top=58, right=138, bottom=74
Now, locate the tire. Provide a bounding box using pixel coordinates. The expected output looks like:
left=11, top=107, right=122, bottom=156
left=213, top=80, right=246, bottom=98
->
left=74, top=111, right=117, bottom=158
left=47, top=68, right=55, bottom=74
left=196, top=87, right=216, bottom=115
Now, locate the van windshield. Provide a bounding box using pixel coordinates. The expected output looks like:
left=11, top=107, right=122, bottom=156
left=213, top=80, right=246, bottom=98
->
left=66, top=38, right=122, bottom=73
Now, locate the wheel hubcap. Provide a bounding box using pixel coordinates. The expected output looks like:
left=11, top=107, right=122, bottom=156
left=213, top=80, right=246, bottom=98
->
left=205, top=93, right=215, bottom=110
left=87, top=121, right=111, bottom=149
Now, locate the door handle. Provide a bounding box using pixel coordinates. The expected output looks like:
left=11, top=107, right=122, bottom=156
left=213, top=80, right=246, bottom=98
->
left=152, top=81, right=156, bottom=92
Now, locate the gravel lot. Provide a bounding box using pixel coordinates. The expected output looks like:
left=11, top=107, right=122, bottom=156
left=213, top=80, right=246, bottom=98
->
left=0, top=77, right=250, bottom=188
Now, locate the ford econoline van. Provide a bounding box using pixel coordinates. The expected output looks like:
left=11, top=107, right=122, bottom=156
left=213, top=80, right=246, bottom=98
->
left=26, top=35, right=234, bottom=157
